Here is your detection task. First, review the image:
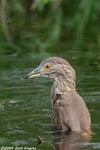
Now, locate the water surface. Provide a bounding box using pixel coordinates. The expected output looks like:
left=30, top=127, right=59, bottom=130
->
left=0, top=52, right=100, bottom=149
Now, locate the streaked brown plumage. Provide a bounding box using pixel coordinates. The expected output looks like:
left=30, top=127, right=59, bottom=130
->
left=24, top=57, right=91, bottom=132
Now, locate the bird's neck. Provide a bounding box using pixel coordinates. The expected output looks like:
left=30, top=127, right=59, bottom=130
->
left=51, top=76, right=76, bottom=101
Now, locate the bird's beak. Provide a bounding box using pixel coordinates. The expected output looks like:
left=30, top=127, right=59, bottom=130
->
left=23, top=68, right=42, bottom=79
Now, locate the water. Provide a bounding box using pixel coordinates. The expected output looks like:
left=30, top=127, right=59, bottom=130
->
left=0, top=52, right=100, bottom=149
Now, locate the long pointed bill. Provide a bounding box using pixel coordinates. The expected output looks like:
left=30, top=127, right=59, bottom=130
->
left=23, top=68, right=41, bottom=79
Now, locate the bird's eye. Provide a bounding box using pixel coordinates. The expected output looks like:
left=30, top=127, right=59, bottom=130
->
left=44, top=64, right=51, bottom=69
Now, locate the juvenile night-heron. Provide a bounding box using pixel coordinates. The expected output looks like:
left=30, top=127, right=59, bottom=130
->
left=24, top=57, right=91, bottom=132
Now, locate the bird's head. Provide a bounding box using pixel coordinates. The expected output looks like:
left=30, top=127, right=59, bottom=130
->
left=24, top=57, right=75, bottom=81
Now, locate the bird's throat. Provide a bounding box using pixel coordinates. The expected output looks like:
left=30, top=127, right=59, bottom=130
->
left=51, top=77, right=75, bottom=102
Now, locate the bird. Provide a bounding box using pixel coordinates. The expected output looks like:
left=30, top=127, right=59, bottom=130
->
left=24, top=57, right=91, bottom=133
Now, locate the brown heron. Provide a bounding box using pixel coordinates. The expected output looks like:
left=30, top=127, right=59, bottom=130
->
left=24, top=57, right=91, bottom=132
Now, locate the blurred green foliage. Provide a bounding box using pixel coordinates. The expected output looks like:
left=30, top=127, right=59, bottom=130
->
left=0, top=0, right=100, bottom=59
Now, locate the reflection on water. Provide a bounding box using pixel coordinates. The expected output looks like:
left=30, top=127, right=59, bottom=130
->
left=0, top=54, right=100, bottom=149
left=52, top=131, right=91, bottom=150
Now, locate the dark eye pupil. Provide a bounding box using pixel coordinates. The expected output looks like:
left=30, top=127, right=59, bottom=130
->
left=45, top=64, right=51, bottom=69
left=46, top=65, right=49, bottom=68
